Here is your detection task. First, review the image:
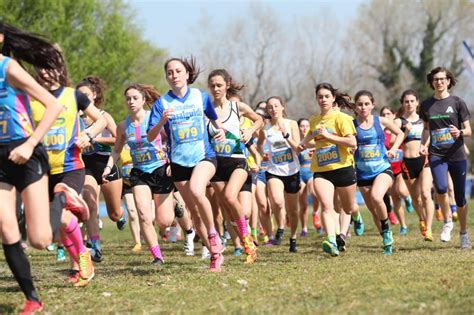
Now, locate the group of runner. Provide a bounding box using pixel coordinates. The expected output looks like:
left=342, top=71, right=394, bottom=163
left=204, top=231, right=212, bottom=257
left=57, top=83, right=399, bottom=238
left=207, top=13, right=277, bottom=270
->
left=0, top=22, right=471, bottom=314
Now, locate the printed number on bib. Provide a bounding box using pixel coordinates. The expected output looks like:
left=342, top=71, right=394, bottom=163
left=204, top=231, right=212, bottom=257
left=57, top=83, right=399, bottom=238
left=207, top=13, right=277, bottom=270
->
left=172, top=120, right=202, bottom=144
left=43, top=127, right=66, bottom=151
left=213, top=139, right=237, bottom=157
left=271, top=148, right=294, bottom=165
left=122, top=165, right=133, bottom=179
left=431, top=128, right=454, bottom=147
left=132, top=148, right=157, bottom=165
left=388, top=149, right=403, bottom=163
left=0, top=120, right=9, bottom=140
left=359, top=144, right=381, bottom=161
left=316, top=145, right=340, bottom=166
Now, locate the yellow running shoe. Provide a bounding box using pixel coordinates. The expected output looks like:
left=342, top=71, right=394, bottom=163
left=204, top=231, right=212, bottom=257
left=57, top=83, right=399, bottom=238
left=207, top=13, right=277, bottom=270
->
left=424, top=229, right=433, bottom=242
left=242, top=235, right=257, bottom=264
left=132, top=243, right=142, bottom=253
left=419, top=221, right=427, bottom=237
left=78, top=250, right=95, bottom=282
left=435, top=209, right=443, bottom=222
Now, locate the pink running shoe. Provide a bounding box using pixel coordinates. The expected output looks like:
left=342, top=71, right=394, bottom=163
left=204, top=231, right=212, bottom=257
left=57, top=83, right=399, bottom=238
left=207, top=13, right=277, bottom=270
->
left=54, top=183, right=89, bottom=222
left=208, top=233, right=223, bottom=255
left=388, top=212, right=398, bottom=225
left=209, top=253, right=224, bottom=272
left=20, top=300, right=44, bottom=315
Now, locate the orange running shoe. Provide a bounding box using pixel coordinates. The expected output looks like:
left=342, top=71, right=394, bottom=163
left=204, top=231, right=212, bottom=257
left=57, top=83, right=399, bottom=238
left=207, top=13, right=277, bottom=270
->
left=419, top=220, right=427, bottom=237
left=312, top=211, right=321, bottom=229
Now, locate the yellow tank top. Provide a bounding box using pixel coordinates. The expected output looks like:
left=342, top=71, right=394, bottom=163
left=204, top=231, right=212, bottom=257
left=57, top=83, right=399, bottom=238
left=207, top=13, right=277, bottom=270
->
left=309, top=110, right=355, bottom=173
left=240, top=117, right=256, bottom=168
left=31, top=87, right=84, bottom=175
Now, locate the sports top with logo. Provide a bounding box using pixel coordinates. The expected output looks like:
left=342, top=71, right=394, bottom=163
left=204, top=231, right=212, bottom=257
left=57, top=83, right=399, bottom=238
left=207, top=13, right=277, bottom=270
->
left=82, top=111, right=113, bottom=156
left=420, top=95, right=470, bottom=161
left=207, top=101, right=245, bottom=159
left=148, top=88, right=217, bottom=167
left=0, top=57, right=35, bottom=143
left=309, top=110, right=355, bottom=173
left=30, top=86, right=90, bottom=175
left=400, top=117, right=424, bottom=143
left=125, top=111, right=167, bottom=173
left=264, top=120, right=300, bottom=176
left=353, top=115, right=390, bottom=181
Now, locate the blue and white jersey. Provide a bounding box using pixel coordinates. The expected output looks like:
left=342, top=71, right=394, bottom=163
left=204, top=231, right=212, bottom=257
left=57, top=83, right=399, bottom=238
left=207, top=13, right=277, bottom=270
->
left=126, top=111, right=167, bottom=173
left=148, top=88, right=217, bottom=167
left=353, top=115, right=390, bottom=181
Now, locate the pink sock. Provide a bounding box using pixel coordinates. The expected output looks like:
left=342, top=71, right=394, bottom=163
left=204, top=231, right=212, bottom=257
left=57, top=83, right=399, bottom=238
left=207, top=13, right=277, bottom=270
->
left=63, top=218, right=87, bottom=255
left=61, top=235, right=79, bottom=263
left=236, top=216, right=249, bottom=238
left=208, top=227, right=217, bottom=236
left=90, top=235, right=100, bottom=241
left=149, top=245, right=162, bottom=260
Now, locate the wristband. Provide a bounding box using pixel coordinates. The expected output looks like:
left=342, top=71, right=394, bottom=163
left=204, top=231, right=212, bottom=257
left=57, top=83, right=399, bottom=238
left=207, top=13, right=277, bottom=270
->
left=460, top=130, right=464, bottom=137
left=283, top=133, right=290, bottom=139
left=86, top=133, right=95, bottom=144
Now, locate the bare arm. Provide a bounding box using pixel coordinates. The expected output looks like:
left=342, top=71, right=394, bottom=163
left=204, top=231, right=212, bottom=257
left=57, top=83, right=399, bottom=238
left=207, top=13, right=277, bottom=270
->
left=76, top=104, right=107, bottom=149
left=93, top=112, right=116, bottom=146
left=380, top=116, right=404, bottom=158
left=238, top=102, right=263, bottom=143
left=102, top=121, right=126, bottom=182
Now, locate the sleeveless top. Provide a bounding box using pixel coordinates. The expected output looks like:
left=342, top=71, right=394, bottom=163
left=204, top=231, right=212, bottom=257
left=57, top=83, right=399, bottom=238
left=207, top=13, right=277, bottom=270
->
left=82, top=110, right=113, bottom=156
left=208, top=101, right=245, bottom=159
left=264, top=120, right=300, bottom=176
left=125, top=111, right=167, bottom=173
left=400, top=117, right=424, bottom=143
left=0, top=56, right=35, bottom=143
left=354, top=116, right=390, bottom=181
left=31, top=87, right=84, bottom=175
left=240, top=116, right=257, bottom=168
left=384, top=130, right=402, bottom=174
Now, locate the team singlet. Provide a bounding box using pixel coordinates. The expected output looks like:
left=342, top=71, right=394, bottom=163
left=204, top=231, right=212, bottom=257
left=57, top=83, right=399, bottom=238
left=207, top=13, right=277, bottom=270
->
left=240, top=116, right=257, bottom=168
left=309, top=110, right=355, bottom=173
left=354, top=116, right=390, bottom=181
left=125, top=111, right=167, bottom=173
left=0, top=57, right=35, bottom=143
left=264, top=120, right=300, bottom=176
left=208, top=101, right=245, bottom=158
left=82, top=111, right=113, bottom=156
left=149, top=88, right=216, bottom=167
left=31, top=87, right=84, bottom=175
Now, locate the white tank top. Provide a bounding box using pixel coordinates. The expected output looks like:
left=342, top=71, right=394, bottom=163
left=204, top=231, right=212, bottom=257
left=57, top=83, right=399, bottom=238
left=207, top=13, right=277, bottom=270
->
left=265, top=120, right=300, bottom=176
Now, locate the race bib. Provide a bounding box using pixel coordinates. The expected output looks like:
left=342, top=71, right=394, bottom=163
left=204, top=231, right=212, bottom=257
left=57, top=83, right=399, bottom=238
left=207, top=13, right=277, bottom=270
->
left=316, top=145, right=340, bottom=166
left=122, top=164, right=133, bottom=179
left=213, top=139, right=237, bottom=157
left=431, top=128, right=454, bottom=147
left=132, top=147, right=158, bottom=166
left=172, top=119, right=202, bottom=144
left=271, top=148, right=294, bottom=165
left=358, top=144, right=382, bottom=161
left=388, top=149, right=403, bottom=163
left=0, top=119, right=10, bottom=140
left=43, top=127, right=66, bottom=151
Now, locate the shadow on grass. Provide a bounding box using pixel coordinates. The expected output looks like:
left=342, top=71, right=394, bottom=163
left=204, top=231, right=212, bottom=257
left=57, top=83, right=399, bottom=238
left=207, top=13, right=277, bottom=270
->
left=0, top=304, right=15, bottom=313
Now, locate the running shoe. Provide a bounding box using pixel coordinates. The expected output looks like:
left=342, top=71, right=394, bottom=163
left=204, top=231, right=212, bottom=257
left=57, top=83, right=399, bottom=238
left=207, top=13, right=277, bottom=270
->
left=322, top=240, right=339, bottom=257
left=424, top=229, right=433, bottom=242
left=312, top=211, right=321, bottom=229
left=56, top=247, right=66, bottom=262
left=452, top=210, right=459, bottom=222
left=404, top=196, right=414, bottom=213
left=353, top=216, right=365, bottom=236
left=46, top=243, right=57, bottom=252
left=169, top=225, right=179, bottom=243
left=300, top=229, right=308, bottom=238
left=419, top=220, right=427, bottom=237
left=382, top=230, right=394, bottom=255
left=336, top=234, right=346, bottom=252
left=209, top=253, right=224, bottom=272
left=316, top=227, right=324, bottom=235
left=242, top=235, right=257, bottom=263
left=223, top=229, right=231, bottom=240
left=460, top=233, right=471, bottom=250
left=208, top=233, right=223, bottom=255
left=53, top=183, right=89, bottom=222
left=116, top=215, right=127, bottom=231
left=435, top=209, right=443, bottom=222
left=77, top=250, right=94, bottom=285
left=132, top=243, right=142, bottom=253
left=440, top=221, right=453, bottom=242
left=233, top=247, right=244, bottom=257
left=289, top=238, right=297, bottom=253
left=151, top=257, right=164, bottom=265
left=201, top=246, right=211, bottom=260
left=383, top=244, right=393, bottom=255
left=184, top=230, right=195, bottom=256
left=272, top=228, right=284, bottom=245
left=174, top=199, right=184, bottom=218
left=68, top=269, right=80, bottom=284
left=399, top=226, right=408, bottom=235
left=388, top=212, right=398, bottom=225
left=20, top=300, right=44, bottom=315
left=90, top=248, right=103, bottom=263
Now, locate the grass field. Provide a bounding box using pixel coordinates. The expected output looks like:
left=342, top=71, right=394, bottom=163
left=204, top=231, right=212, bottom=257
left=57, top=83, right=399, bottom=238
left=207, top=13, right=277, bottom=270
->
left=1, top=203, right=474, bottom=314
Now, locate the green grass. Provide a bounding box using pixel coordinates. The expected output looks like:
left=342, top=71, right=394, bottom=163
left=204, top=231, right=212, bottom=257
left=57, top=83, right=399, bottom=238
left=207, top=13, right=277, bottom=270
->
left=1, top=203, right=474, bottom=314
